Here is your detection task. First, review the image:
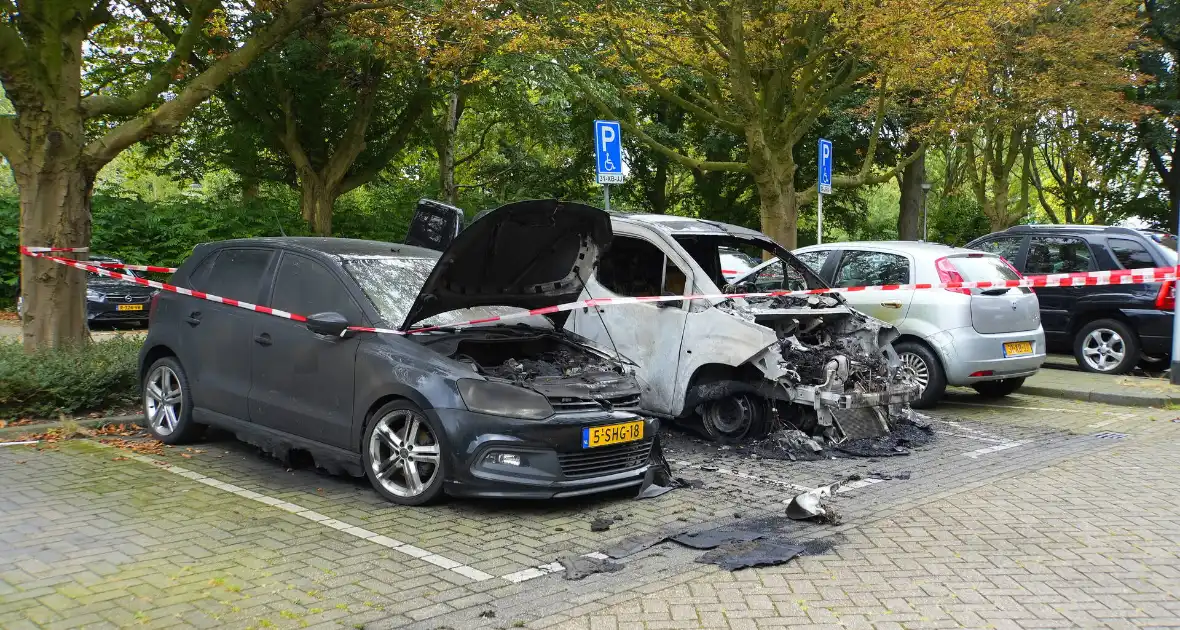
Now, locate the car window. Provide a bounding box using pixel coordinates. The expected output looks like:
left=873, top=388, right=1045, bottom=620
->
left=598, top=235, right=689, bottom=297
left=271, top=254, right=363, bottom=322
left=1108, top=238, right=1156, bottom=270
left=972, top=236, right=1024, bottom=263
left=195, top=248, right=273, bottom=302
left=342, top=255, right=535, bottom=328
left=833, top=250, right=910, bottom=287
left=1026, top=236, right=1094, bottom=275
left=794, top=250, right=831, bottom=274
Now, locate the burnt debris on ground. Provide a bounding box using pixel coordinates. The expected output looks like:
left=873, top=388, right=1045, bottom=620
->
left=833, top=414, right=934, bottom=458
left=559, top=555, right=623, bottom=580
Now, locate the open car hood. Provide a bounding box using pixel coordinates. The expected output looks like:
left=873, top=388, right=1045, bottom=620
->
left=400, top=199, right=612, bottom=330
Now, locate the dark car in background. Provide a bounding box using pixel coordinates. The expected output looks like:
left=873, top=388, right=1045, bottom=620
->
left=138, top=200, right=656, bottom=506
left=967, top=225, right=1176, bottom=374
left=17, top=255, right=156, bottom=328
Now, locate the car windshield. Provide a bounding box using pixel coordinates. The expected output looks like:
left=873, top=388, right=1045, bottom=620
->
left=719, top=249, right=760, bottom=276
left=341, top=255, right=544, bottom=329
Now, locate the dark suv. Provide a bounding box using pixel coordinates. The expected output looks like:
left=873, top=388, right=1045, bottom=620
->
left=967, top=225, right=1176, bottom=374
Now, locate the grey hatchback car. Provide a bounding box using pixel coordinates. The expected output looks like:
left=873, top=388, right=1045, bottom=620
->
left=739, top=242, right=1045, bottom=407
left=138, top=200, right=657, bottom=506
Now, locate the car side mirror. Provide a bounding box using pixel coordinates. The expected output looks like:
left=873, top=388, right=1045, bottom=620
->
left=306, top=312, right=352, bottom=337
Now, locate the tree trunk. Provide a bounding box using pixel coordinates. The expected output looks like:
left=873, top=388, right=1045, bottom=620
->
left=987, top=183, right=1012, bottom=232
left=298, top=173, right=336, bottom=236
left=898, top=139, right=924, bottom=240
left=436, top=89, right=463, bottom=206
left=746, top=128, right=797, bottom=248
left=648, top=156, right=669, bottom=214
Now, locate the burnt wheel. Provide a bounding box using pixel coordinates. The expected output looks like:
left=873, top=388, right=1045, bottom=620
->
left=699, top=394, right=770, bottom=443
left=363, top=401, right=447, bottom=506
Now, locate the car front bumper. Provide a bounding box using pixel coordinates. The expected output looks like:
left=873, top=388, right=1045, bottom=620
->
left=88, top=301, right=149, bottom=322
left=929, top=326, right=1047, bottom=384
left=431, top=407, right=659, bottom=499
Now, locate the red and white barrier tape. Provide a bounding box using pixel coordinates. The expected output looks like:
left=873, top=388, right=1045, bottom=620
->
left=20, top=246, right=1179, bottom=336
left=19, top=246, right=178, bottom=273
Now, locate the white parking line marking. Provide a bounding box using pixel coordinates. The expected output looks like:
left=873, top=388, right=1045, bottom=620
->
left=674, top=460, right=813, bottom=492
left=0, top=440, right=39, bottom=447
left=941, top=401, right=1072, bottom=412
left=100, top=447, right=495, bottom=583
left=962, top=441, right=1027, bottom=458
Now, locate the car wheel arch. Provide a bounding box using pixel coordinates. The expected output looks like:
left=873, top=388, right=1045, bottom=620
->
left=356, top=388, right=436, bottom=448
left=893, top=334, right=945, bottom=368
left=1068, top=309, right=1132, bottom=335
left=140, top=345, right=178, bottom=382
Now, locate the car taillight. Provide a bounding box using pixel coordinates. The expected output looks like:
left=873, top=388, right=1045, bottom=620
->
left=935, top=257, right=971, bottom=295
left=1000, top=257, right=1023, bottom=278
left=149, top=292, right=160, bottom=324
left=1156, top=280, right=1174, bottom=311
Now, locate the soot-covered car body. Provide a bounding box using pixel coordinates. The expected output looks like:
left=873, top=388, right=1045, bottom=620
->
left=562, top=214, right=920, bottom=443
left=138, top=200, right=655, bottom=505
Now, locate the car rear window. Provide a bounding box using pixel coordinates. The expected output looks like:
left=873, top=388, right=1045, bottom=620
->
left=946, top=255, right=1020, bottom=281
left=1108, top=238, right=1157, bottom=270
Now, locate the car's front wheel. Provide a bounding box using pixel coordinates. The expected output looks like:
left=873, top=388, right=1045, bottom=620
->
left=971, top=377, right=1025, bottom=398
left=1075, top=319, right=1138, bottom=374
left=895, top=341, right=946, bottom=409
left=363, top=401, right=447, bottom=506
left=143, top=357, right=203, bottom=444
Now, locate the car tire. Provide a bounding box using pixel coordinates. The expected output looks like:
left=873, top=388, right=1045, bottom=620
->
left=1074, top=319, right=1139, bottom=374
left=895, top=341, right=947, bottom=409
left=142, top=356, right=204, bottom=444
left=971, top=377, right=1025, bottom=398
left=698, top=393, right=771, bottom=443
left=362, top=401, right=447, bottom=506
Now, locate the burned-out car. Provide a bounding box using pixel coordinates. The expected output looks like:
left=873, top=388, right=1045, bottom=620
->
left=139, top=200, right=657, bottom=506
left=562, top=214, right=920, bottom=443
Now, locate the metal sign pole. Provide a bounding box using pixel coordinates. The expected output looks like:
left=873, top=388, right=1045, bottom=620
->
left=816, top=192, right=823, bottom=245
left=603, top=184, right=611, bottom=212
left=1172, top=216, right=1180, bottom=384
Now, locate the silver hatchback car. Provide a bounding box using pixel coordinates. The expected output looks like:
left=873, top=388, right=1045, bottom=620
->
left=734, top=242, right=1046, bottom=407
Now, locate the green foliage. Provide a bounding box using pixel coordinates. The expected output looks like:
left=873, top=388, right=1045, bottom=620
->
left=0, top=187, right=423, bottom=300
left=0, top=337, right=142, bottom=419
left=929, top=194, right=991, bottom=246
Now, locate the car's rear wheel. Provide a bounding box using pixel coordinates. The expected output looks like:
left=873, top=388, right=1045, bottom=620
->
left=895, top=341, right=946, bottom=409
left=971, top=377, right=1025, bottom=398
left=363, top=401, right=446, bottom=506
left=1075, top=319, right=1138, bottom=374
left=143, top=357, right=203, bottom=444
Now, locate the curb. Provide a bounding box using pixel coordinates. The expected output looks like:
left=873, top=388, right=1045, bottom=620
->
left=1020, top=385, right=1179, bottom=408
left=0, top=414, right=143, bottom=439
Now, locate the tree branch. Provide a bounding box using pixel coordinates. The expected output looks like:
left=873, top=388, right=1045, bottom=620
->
left=339, top=87, right=431, bottom=194
left=323, top=63, right=383, bottom=187
left=0, top=115, right=22, bottom=166
left=83, top=0, right=323, bottom=169
left=454, top=116, right=499, bottom=168
left=614, top=40, right=743, bottom=133
left=83, top=0, right=217, bottom=118
left=565, top=69, right=748, bottom=174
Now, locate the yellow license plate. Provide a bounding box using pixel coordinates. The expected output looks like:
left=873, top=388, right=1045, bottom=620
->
left=582, top=420, right=644, bottom=448
left=1003, top=341, right=1033, bottom=357
left=116, top=304, right=144, bottom=311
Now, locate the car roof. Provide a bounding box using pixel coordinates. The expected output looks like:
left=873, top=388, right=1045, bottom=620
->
left=612, top=213, right=766, bottom=239
left=202, top=237, right=439, bottom=259
left=994, top=224, right=1153, bottom=238
left=796, top=240, right=984, bottom=258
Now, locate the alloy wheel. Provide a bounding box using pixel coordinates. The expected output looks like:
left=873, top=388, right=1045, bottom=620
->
left=368, top=409, right=441, bottom=498
left=1081, top=328, right=1125, bottom=372
left=899, top=351, right=930, bottom=394
left=144, top=365, right=183, bottom=436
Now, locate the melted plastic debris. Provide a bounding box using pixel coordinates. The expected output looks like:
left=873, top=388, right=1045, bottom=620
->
left=559, top=555, right=623, bottom=580
left=601, top=531, right=682, bottom=559
left=483, top=348, right=617, bottom=381
left=696, top=539, right=805, bottom=571
left=671, top=528, right=764, bottom=550
left=834, top=416, right=934, bottom=458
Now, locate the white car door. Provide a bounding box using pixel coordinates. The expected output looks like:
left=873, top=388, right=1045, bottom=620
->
left=566, top=230, right=695, bottom=415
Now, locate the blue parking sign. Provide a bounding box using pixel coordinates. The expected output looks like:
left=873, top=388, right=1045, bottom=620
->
left=818, top=138, right=833, bottom=195
left=594, top=120, right=624, bottom=184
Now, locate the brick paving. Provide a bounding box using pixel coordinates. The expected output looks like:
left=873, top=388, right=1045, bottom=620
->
left=1, top=390, right=1177, bottom=629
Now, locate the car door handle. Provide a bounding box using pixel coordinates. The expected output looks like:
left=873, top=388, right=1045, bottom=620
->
left=185, top=311, right=202, bottom=326
left=254, top=333, right=272, bottom=346
left=881, top=301, right=903, bottom=309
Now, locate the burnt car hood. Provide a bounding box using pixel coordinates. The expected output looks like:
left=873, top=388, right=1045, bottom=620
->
left=400, top=199, right=612, bottom=330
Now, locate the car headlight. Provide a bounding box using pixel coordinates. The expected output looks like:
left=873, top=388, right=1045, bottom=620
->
left=457, top=378, right=553, bottom=420
left=86, top=289, right=106, bottom=302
